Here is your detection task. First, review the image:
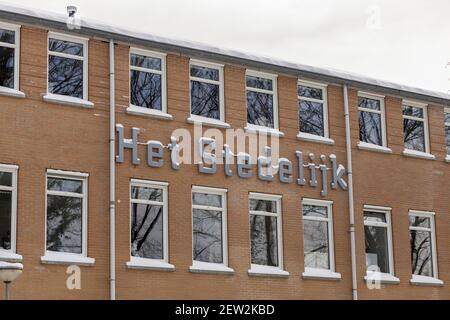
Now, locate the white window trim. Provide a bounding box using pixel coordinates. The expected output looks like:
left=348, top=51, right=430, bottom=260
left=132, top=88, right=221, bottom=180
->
left=298, top=80, right=330, bottom=139
left=402, top=100, right=432, bottom=157
left=0, top=22, right=24, bottom=98
left=444, top=108, right=450, bottom=161
left=41, top=169, right=94, bottom=266
left=127, top=48, right=171, bottom=119
left=190, top=186, right=233, bottom=274
left=408, top=210, right=442, bottom=285
left=245, top=70, right=279, bottom=131
left=301, top=198, right=341, bottom=280
left=357, top=91, right=388, bottom=148
left=0, top=164, right=21, bottom=262
left=247, top=193, right=288, bottom=277
left=44, top=32, right=91, bottom=107
left=126, top=179, right=174, bottom=271
left=363, top=205, right=398, bottom=284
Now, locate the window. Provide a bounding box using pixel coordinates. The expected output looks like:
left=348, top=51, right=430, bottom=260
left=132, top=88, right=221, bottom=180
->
left=409, top=211, right=439, bottom=281
left=129, top=49, right=167, bottom=115
left=358, top=92, right=386, bottom=147
left=0, top=164, right=18, bottom=260
left=128, top=180, right=173, bottom=270
left=0, top=22, right=20, bottom=93
left=248, top=193, right=287, bottom=276
left=47, top=33, right=88, bottom=100
left=444, top=108, right=450, bottom=158
left=402, top=101, right=430, bottom=154
left=246, top=70, right=278, bottom=130
left=191, top=186, right=232, bottom=273
left=189, top=60, right=224, bottom=122
left=298, top=81, right=328, bottom=138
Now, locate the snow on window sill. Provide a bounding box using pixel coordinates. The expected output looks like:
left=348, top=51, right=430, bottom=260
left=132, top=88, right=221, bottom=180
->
left=127, top=105, right=173, bottom=120
left=0, top=86, right=25, bottom=98
left=364, top=272, right=400, bottom=284
left=0, top=250, right=23, bottom=262
left=402, top=149, right=435, bottom=160
left=297, top=132, right=335, bottom=145
left=302, top=267, right=342, bottom=281
left=41, top=252, right=95, bottom=266
left=126, top=257, right=175, bottom=271
left=244, top=124, right=284, bottom=137
left=357, top=142, right=392, bottom=154
left=248, top=264, right=289, bottom=278
left=187, top=116, right=231, bottom=129
left=43, top=93, right=94, bottom=109
left=410, top=275, right=444, bottom=287
left=189, top=261, right=234, bottom=275
left=445, top=155, right=450, bottom=163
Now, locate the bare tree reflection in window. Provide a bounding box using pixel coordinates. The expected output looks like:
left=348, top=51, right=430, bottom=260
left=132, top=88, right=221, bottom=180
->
left=193, top=209, right=223, bottom=263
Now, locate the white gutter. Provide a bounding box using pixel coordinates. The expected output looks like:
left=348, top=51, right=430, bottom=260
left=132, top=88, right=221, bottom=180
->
left=343, top=84, right=358, bottom=300
left=109, top=39, right=116, bottom=300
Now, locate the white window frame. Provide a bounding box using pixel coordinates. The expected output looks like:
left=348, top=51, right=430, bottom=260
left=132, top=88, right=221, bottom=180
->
left=444, top=107, right=450, bottom=161
left=402, top=100, right=433, bottom=159
left=408, top=210, right=442, bottom=285
left=126, top=179, right=174, bottom=271
left=245, top=70, right=281, bottom=135
left=0, top=164, right=20, bottom=262
left=297, top=80, right=333, bottom=144
left=190, top=186, right=233, bottom=274
left=127, top=48, right=171, bottom=120
left=363, top=205, right=399, bottom=284
left=301, top=198, right=341, bottom=280
left=0, top=22, right=22, bottom=96
left=247, top=192, right=288, bottom=277
left=41, top=169, right=94, bottom=266
left=187, top=59, right=227, bottom=128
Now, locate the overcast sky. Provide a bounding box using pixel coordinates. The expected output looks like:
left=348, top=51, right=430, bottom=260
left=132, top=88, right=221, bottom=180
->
left=4, top=0, right=450, bottom=93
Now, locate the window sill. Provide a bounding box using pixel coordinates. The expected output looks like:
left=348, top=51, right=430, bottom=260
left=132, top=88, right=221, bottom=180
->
left=189, top=261, right=234, bottom=275
left=445, top=155, right=450, bottom=163
left=0, top=86, right=26, bottom=98
left=41, top=252, right=95, bottom=266
left=364, top=272, right=400, bottom=284
left=127, top=105, right=173, bottom=120
left=0, top=250, right=23, bottom=262
left=187, top=116, right=231, bottom=129
left=302, top=268, right=342, bottom=281
left=43, top=93, right=94, bottom=109
left=410, top=275, right=444, bottom=287
left=402, top=149, right=435, bottom=160
left=248, top=264, right=289, bottom=278
left=244, top=125, right=284, bottom=137
left=126, top=257, right=175, bottom=271
left=357, top=142, right=392, bottom=154
left=297, top=132, right=335, bottom=145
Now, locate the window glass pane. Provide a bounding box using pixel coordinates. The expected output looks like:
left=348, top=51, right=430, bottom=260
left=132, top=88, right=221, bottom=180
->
left=409, top=215, right=430, bottom=229
left=190, top=81, right=220, bottom=119
left=131, top=186, right=163, bottom=202
left=0, top=190, right=12, bottom=250
left=192, top=192, right=222, bottom=208
left=131, top=203, right=163, bottom=259
left=299, top=100, right=324, bottom=136
left=193, top=209, right=223, bottom=263
left=249, top=199, right=277, bottom=213
left=403, top=119, right=425, bottom=152
left=364, top=211, right=386, bottom=223
left=298, top=85, right=323, bottom=100
left=0, top=29, right=15, bottom=44
left=365, top=225, right=389, bottom=273
left=0, top=172, right=12, bottom=186
left=445, top=113, right=450, bottom=124
left=250, top=215, right=278, bottom=266
left=0, top=47, right=14, bottom=88
left=303, top=204, right=328, bottom=219
left=49, top=38, right=83, bottom=56
left=445, top=126, right=450, bottom=155
left=130, top=70, right=162, bottom=110
left=358, top=97, right=381, bottom=111
left=246, top=75, right=273, bottom=91
left=190, top=65, right=219, bottom=81
left=410, top=230, right=433, bottom=277
left=46, top=195, right=82, bottom=254
left=47, top=177, right=82, bottom=193
left=303, top=219, right=329, bottom=269
left=359, top=110, right=382, bottom=145
left=247, top=91, right=274, bottom=128
left=130, top=54, right=161, bottom=71
left=403, top=105, right=424, bottom=118
left=48, top=55, right=83, bottom=98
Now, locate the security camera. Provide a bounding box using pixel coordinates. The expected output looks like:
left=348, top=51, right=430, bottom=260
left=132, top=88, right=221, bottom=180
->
left=67, top=5, right=77, bottom=17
